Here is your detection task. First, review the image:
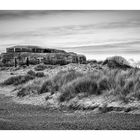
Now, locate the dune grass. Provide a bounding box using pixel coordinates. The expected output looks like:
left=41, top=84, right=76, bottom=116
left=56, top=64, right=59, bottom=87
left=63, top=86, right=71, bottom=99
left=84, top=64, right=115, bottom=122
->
left=1, top=74, right=35, bottom=86
left=34, top=64, right=56, bottom=71
left=17, top=78, right=45, bottom=97
left=59, top=77, right=98, bottom=102
left=57, top=67, right=140, bottom=102
left=14, top=64, right=140, bottom=105
left=1, top=70, right=45, bottom=86
left=34, top=64, right=48, bottom=71
left=40, top=69, right=84, bottom=94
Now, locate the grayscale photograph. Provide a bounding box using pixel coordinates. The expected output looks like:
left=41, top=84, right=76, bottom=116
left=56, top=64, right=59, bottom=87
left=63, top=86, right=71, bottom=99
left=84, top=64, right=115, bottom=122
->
left=0, top=10, right=140, bottom=130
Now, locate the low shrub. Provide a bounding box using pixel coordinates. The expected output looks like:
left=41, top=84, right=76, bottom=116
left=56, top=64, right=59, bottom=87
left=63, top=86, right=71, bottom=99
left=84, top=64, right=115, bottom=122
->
left=34, top=64, right=48, bottom=71
left=35, top=72, right=45, bottom=77
left=27, top=70, right=36, bottom=76
left=86, top=60, right=97, bottom=64
left=29, top=59, right=39, bottom=65
left=103, top=56, right=131, bottom=69
left=18, top=61, right=26, bottom=66
left=27, top=70, right=45, bottom=77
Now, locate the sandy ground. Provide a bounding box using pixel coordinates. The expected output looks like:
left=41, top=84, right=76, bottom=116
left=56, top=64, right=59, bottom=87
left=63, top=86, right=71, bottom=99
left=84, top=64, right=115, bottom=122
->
left=0, top=89, right=140, bottom=130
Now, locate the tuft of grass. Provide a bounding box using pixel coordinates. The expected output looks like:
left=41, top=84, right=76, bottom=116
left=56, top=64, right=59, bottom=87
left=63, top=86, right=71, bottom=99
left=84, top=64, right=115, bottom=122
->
left=1, top=70, right=45, bottom=86
left=17, top=78, right=45, bottom=97
left=27, top=70, right=45, bottom=77
left=27, top=70, right=36, bottom=76
left=59, top=76, right=98, bottom=102
left=40, top=69, right=84, bottom=94
left=17, top=70, right=84, bottom=97
left=34, top=64, right=48, bottom=71
left=1, top=74, right=35, bottom=86
left=34, top=64, right=56, bottom=71
left=39, top=79, right=53, bottom=94
left=98, top=76, right=111, bottom=91
left=35, top=72, right=45, bottom=77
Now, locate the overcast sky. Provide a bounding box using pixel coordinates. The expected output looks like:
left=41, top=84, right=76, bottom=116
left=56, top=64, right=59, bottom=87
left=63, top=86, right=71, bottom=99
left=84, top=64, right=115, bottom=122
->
left=0, top=10, right=140, bottom=60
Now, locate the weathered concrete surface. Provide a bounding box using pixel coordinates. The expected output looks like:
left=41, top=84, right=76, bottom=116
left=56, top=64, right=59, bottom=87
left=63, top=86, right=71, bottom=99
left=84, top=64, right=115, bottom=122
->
left=0, top=45, right=86, bottom=66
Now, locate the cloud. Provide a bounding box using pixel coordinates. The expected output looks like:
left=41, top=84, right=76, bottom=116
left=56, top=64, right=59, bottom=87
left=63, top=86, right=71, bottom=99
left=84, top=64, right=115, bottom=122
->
left=0, top=10, right=92, bottom=21
left=1, top=19, right=140, bottom=40
left=1, top=10, right=140, bottom=54
left=0, top=10, right=52, bottom=20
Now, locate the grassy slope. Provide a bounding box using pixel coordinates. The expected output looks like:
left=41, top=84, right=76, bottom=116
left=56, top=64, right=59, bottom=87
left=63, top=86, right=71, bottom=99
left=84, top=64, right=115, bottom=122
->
left=1, top=57, right=140, bottom=113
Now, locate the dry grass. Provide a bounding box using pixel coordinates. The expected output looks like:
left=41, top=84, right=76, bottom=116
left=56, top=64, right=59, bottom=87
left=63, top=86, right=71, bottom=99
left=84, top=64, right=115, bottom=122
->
left=12, top=59, right=140, bottom=107
left=57, top=67, right=140, bottom=103
left=34, top=64, right=56, bottom=71
left=16, top=68, right=140, bottom=101
left=1, top=74, right=35, bottom=86
left=34, top=64, right=48, bottom=71
left=17, top=78, right=45, bottom=97
left=40, top=69, right=83, bottom=94
left=59, top=77, right=98, bottom=102
left=1, top=70, right=45, bottom=86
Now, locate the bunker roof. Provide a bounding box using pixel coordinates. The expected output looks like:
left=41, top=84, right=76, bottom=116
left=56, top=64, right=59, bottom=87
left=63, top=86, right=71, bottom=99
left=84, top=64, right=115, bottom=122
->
left=7, top=45, right=44, bottom=49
